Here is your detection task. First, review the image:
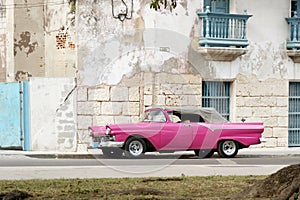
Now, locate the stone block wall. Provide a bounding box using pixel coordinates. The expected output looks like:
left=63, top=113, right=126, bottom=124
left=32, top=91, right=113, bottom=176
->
left=235, top=74, right=289, bottom=147
left=77, top=72, right=202, bottom=147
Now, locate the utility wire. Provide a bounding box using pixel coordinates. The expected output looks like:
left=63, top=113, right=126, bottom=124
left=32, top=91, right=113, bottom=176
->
left=0, top=1, right=70, bottom=9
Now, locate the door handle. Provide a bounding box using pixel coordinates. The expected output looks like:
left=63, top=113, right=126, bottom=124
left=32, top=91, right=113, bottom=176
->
left=183, top=124, right=191, bottom=127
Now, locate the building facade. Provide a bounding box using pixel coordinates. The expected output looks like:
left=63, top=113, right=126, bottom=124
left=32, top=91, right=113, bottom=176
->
left=76, top=0, right=300, bottom=149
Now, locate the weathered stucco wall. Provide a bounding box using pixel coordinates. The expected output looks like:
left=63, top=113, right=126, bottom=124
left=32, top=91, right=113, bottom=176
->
left=29, top=77, right=77, bottom=151
left=76, top=0, right=299, bottom=148
left=13, top=0, right=76, bottom=81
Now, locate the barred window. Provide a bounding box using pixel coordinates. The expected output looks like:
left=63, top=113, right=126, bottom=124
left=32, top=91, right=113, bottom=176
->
left=202, top=81, right=230, bottom=120
left=289, top=82, right=300, bottom=146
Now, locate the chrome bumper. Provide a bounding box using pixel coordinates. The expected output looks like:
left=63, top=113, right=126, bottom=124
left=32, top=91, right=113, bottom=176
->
left=99, top=141, right=124, bottom=148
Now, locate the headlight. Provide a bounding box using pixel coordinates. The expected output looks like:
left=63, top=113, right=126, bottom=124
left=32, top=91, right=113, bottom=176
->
left=88, top=128, right=93, bottom=137
left=105, top=127, right=111, bottom=135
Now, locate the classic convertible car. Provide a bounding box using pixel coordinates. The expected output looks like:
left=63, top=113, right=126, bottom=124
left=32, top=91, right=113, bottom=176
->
left=88, top=107, right=264, bottom=158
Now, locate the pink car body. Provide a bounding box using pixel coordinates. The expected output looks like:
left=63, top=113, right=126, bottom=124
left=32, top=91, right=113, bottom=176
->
left=88, top=107, right=264, bottom=158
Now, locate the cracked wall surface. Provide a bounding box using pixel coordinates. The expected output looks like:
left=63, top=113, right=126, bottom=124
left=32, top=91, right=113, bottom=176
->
left=29, top=77, right=77, bottom=151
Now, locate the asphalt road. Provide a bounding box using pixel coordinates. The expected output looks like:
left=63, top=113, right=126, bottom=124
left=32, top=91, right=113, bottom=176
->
left=0, top=154, right=299, bottom=180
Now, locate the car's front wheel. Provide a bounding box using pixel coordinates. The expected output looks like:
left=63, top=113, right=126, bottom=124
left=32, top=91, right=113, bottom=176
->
left=124, top=137, right=146, bottom=158
left=217, top=140, right=238, bottom=158
left=102, top=148, right=123, bottom=159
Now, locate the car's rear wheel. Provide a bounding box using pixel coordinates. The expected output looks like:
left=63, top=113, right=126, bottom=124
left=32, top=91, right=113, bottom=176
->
left=102, top=148, right=123, bottom=159
left=125, top=137, right=146, bottom=158
left=194, top=149, right=214, bottom=159
left=217, top=140, right=238, bottom=158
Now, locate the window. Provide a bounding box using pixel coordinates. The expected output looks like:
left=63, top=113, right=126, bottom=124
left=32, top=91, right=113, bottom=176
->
left=143, top=110, right=166, bottom=122
left=202, top=81, right=230, bottom=120
left=289, top=82, right=300, bottom=146
left=204, top=0, right=229, bottom=13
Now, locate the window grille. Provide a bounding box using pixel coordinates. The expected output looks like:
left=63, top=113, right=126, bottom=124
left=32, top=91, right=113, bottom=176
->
left=289, top=82, right=300, bottom=146
left=202, top=81, right=230, bottom=120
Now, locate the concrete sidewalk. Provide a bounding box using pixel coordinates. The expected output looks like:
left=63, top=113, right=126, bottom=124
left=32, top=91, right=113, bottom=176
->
left=0, top=147, right=300, bottom=159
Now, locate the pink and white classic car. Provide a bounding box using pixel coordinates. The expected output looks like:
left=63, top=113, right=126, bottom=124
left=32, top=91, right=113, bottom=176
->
left=88, top=107, right=264, bottom=159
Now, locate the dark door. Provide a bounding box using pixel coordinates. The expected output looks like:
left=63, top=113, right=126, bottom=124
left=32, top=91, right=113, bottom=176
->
left=204, top=0, right=229, bottom=13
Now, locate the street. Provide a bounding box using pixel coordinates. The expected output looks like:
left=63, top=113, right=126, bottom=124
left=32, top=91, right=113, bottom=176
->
left=0, top=153, right=300, bottom=180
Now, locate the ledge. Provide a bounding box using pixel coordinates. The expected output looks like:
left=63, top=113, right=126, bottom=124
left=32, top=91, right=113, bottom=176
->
left=191, top=39, right=248, bottom=62
left=197, top=47, right=248, bottom=62
left=286, top=50, right=300, bottom=63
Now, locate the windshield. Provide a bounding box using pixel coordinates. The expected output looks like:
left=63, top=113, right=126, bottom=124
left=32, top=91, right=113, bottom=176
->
left=143, top=110, right=166, bottom=122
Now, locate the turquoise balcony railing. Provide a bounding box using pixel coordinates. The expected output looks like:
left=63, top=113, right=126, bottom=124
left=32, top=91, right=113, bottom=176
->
left=286, top=14, right=300, bottom=50
left=198, top=7, right=252, bottom=48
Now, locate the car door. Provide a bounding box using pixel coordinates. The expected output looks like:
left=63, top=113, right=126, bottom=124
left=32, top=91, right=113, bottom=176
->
left=191, top=122, right=224, bottom=150
left=159, top=122, right=195, bottom=151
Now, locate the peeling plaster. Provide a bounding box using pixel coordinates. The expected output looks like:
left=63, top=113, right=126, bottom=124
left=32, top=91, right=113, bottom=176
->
left=237, top=42, right=289, bottom=80
left=14, top=31, right=38, bottom=56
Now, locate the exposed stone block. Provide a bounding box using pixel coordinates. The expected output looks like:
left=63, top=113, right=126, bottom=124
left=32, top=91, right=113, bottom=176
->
left=166, top=95, right=188, bottom=106
left=183, top=74, right=202, bottom=84
left=101, top=102, right=123, bottom=115
left=77, top=115, right=92, bottom=129
left=144, top=85, right=153, bottom=95
left=144, top=95, right=152, bottom=106
left=277, top=138, right=288, bottom=147
left=277, top=117, right=288, bottom=127
left=166, top=74, right=189, bottom=84
left=77, top=87, right=88, bottom=101
left=111, top=86, right=129, bottom=101
left=88, top=86, right=110, bottom=101
left=93, top=115, right=114, bottom=126
left=129, top=86, right=140, bottom=101
left=252, top=107, right=272, bottom=117
left=262, top=127, right=273, bottom=138
left=263, top=117, right=278, bottom=128
left=235, top=107, right=253, bottom=117
left=114, top=116, right=132, bottom=124
left=263, top=137, right=277, bottom=147
left=271, top=106, right=288, bottom=117
left=276, top=97, right=288, bottom=107
left=182, top=84, right=201, bottom=95
left=122, top=102, right=140, bottom=115
left=188, top=95, right=201, bottom=105
left=273, top=127, right=288, bottom=138
left=77, top=101, right=101, bottom=115
left=154, top=95, right=166, bottom=105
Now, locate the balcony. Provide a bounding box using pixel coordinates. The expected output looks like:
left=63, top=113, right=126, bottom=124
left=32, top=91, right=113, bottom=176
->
left=286, top=15, right=300, bottom=63
left=195, top=7, right=252, bottom=62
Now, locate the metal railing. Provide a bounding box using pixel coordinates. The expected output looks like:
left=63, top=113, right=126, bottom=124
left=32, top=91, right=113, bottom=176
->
left=286, top=13, right=300, bottom=50
left=198, top=6, right=252, bottom=47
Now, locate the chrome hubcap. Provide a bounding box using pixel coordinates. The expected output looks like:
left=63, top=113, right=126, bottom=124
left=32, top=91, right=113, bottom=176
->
left=129, top=140, right=143, bottom=156
left=222, top=141, right=236, bottom=156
